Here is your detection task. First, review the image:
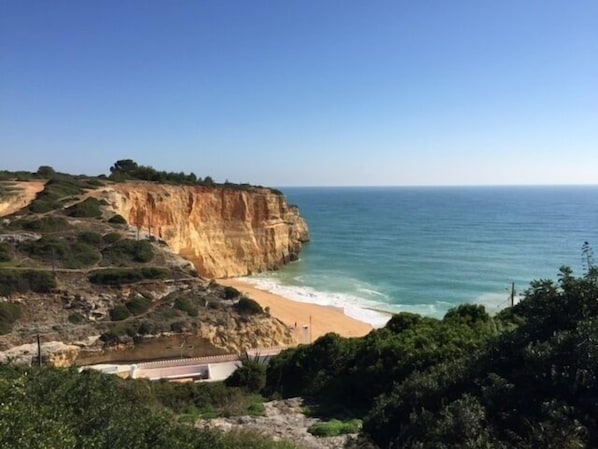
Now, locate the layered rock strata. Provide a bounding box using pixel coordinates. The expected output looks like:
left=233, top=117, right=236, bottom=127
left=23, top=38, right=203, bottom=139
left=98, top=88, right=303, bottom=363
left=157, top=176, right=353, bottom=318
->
left=107, top=183, right=309, bottom=278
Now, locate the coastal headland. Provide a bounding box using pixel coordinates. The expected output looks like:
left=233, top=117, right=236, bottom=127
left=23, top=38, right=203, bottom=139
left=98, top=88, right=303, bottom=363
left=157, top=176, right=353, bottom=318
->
left=0, top=162, right=315, bottom=366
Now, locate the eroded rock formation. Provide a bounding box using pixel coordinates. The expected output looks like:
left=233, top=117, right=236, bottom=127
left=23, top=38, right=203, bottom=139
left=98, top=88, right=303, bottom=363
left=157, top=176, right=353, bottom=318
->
left=107, top=183, right=310, bottom=278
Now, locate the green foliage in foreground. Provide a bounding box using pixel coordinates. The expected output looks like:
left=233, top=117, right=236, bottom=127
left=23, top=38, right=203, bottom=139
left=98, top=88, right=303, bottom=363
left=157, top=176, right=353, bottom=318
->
left=0, top=366, right=297, bottom=449
left=265, top=267, right=598, bottom=448
left=265, top=304, right=504, bottom=415
left=308, top=419, right=362, bottom=437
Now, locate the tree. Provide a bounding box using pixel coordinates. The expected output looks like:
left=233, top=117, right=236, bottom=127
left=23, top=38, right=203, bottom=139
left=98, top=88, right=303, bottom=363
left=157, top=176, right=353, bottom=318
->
left=110, top=159, right=139, bottom=175
left=36, top=165, right=56, bottom=178
left=582, top=241, right=594, bottom=274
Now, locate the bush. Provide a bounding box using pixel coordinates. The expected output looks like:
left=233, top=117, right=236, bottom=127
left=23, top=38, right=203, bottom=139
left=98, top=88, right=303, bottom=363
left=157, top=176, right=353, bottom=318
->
left=77, top=232, right=102, bottom=245
left=64, top=198, right=103, bottom=218
left=111, top=321, right=138, bottom=337
left=125, top=297, right=152, bottom=315
left=102, top=232, right=122, bottom=244
left=137, top=320, right=156, bottom=335
left=234, top=297, right=263, bottom=315
left=29, top=176, right=85, bottom=212
left=174, top=297, right=198, bottom=317
left=0, top=302, right=22, bottom=335
left=89, top=267, right=168, bottom=285
left=223, top=286, right=241, bottom=299
left=21, top=237, right=100, bottom=269
left=0, top=242, right=11, bottom=262
left=0, top=269, right=56, bottom=296
left=308, top=419, right=362, bottom=437
left=225, top=359, right=267, bottom=393
left=19, top=216, right=70, bottom=232
left=170, top=321, right=186, bottom=332
left=110, top=305, right=131, bottom=321
left=102, top=239, right=154, bottom=265
left=108, top=214, right=127, bottom=225
left=68, top=312, right=83, bottom=324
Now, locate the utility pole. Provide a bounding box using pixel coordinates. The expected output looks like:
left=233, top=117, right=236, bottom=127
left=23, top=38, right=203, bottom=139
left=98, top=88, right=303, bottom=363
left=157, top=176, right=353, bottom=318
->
left=510, top=282, right=516, bottom=307
left=309, top=315, right=312, bottom=344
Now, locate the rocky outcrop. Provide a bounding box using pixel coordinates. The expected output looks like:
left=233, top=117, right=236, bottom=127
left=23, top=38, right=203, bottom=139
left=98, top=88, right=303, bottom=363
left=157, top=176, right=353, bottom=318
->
left=0, top=341, right=81, bottom=367
left=106, top=183, right=309, bottom=278
left=198, top=398, right=371, bottom=449
left=0, top=181, right=45, bottom=217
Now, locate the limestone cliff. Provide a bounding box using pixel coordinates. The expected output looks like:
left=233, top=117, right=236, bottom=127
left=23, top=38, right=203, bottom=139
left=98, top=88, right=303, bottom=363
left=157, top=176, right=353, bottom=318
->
left=106, top=183, right=309, bottom=278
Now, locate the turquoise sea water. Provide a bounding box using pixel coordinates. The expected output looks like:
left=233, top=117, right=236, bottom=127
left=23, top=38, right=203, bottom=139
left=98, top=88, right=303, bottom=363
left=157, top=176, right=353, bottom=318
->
left=242, top=186, right=598, bottom=326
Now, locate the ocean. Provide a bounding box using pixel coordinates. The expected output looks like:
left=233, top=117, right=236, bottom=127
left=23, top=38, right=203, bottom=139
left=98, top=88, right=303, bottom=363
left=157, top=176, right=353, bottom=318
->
left=242, top=186, right=598, bottom=327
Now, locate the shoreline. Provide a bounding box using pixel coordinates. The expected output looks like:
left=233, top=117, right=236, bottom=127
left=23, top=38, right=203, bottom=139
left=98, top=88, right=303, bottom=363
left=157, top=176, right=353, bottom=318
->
left=217, top=278, right=375, bottom=342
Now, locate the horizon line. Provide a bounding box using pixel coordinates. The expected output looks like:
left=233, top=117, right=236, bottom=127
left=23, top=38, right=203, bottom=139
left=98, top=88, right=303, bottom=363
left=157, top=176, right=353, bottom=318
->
left=275, top=183, right=598, bottom=189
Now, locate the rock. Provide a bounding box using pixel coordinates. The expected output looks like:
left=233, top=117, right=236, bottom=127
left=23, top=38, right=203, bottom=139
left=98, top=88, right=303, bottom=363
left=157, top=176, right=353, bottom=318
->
left=0, top=341, right=80, bottom=367
left=196, top=398, right=367, bottom=449
left=106, top=183, right=309, bottom=278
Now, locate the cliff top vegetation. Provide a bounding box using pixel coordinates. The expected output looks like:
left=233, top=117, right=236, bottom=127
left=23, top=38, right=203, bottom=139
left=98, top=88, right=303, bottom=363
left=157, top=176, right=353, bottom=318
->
left=0, top=160, right=283, bottom=195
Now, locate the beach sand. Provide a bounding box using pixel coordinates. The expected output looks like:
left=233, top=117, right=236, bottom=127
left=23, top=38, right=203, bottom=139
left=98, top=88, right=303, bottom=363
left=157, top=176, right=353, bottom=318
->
left=216, top=278, right=373, bottom=343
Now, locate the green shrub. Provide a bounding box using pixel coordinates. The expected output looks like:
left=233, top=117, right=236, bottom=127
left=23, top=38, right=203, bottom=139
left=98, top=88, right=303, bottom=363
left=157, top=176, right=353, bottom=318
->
left=108, top=214, right=127, bottom=225
left=225, top=360, right=267, bottom=393
left=29, top=176, right=85, bottom=212
left=89, top=267, right=168, bottom=285
left=0, top=269, right=56, bottom=296
left=223, top=286, right=241, bottom=299
left=77, top=231, right=102, bottom=245
left=170, top=321, right=186, bottom=332
left=0, top=302, right=22, bottom=335
left=0, top=302, right=22, bottom=323
left=64, top=198, right=103, bottom=218
left=68, top=243, right=100, bottom=268
left=125, top=297, right=152, bottom=315
left=137, top=320, right=156, bottom=335
left=0, top=243, right=11, bottom=262
left=21, top=237, right=100, bottom=269
left=20, top=216, right=70, bottom=232
left=174, top=297, right=198, bottom=317
left=110, top=305, right=131, bottom=321
left=111, top=321, right=138, bottom=336
left=102, top=232, right=122, bottom=244
left=308, top=419, right=362, bottom=437
left=68, top=312, right=83, bottom=324
left=102, top=239, right=154, bottom=265
left=234, top=297, right=263, bottom=315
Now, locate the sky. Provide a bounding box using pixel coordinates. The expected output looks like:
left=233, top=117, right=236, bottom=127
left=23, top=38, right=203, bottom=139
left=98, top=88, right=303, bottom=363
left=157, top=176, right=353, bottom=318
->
left=1, top=1, right=597, bottom=186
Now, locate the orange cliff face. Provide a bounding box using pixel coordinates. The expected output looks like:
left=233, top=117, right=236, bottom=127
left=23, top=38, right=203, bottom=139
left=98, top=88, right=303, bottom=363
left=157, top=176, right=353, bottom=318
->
left=106, top=183, right=310, bottom=278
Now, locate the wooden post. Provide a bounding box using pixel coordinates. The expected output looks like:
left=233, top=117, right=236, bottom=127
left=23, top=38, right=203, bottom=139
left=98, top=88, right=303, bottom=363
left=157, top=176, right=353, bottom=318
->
left=37, top=334, right=42, bottom=367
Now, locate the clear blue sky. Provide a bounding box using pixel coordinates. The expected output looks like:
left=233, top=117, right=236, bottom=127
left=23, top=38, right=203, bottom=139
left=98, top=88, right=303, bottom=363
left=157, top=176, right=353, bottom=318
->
left=1, top=1, right=597, bottom=186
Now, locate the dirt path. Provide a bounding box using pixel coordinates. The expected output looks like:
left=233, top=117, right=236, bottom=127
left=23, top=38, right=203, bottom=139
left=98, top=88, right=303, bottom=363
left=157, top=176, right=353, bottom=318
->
left=0, top=181, right=45, bottom=217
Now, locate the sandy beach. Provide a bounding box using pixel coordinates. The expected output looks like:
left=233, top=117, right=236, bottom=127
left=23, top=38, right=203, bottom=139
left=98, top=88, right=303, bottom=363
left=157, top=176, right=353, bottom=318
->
left=217, top=278, right=374, bottom=343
